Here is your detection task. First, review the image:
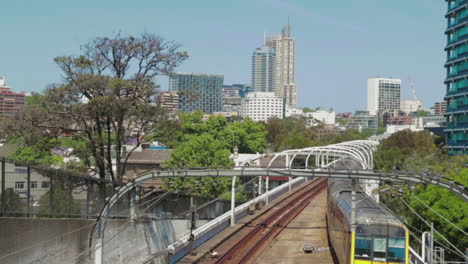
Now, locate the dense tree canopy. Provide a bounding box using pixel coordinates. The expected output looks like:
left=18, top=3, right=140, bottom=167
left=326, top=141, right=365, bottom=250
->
left=3, top=33, right=188, bottom=186
left=375, top=130, right=468, bottom=256
left=161, top=112, right=267, bottom=197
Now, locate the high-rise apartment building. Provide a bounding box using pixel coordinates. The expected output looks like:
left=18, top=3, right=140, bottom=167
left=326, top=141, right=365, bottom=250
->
left=169, top=73, right=223, bottom=114
left=265, top=24, right=297, bottom=107
left=0, top=77, right=25, bottom=119
left=445, top=0, right=468, bottom=154
left=433, top=101, right=447, bottom=115
left=157, top=91, right=179, bottom=113
left=367, top=78, right=401, bottom=115
left=240, top=92, right=284, bottom=122
left=252, top=46, right=276, bottom=93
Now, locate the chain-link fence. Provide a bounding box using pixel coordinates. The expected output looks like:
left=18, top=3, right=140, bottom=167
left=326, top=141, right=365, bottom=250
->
left=0, top=158, right=122, bottom=219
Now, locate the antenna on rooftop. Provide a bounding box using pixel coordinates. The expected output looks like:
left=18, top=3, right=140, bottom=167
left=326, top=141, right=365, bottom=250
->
left=409, top=76, right=418, bottom=101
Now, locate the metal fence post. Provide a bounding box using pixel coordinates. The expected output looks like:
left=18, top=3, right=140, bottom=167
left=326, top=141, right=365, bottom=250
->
left=49, top=177, right=54, bottom=217
left=1, top=158, right=5, bottom=216
left=68, top=174, right=72, bottom=217
left=27, top=166, right=31, bottom=218
left=86, top=181, right=90, bottom=219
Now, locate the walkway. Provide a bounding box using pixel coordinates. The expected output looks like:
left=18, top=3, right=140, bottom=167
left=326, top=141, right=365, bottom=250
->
left=254, top=187, right=333, bottom=264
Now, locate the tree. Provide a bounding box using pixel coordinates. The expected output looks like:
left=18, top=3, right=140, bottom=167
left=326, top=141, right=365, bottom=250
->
left=37, top=185, right=80, bottom=217
left=416, top=110, right=431, bottom=117
left=164, top=133, right=234, bottom=197
left=5, top=33, right=188, bottom=187
left=0, top=189, right=24, bottom=214
left=302, top=107, right=313, bottom=113
left=264, top=117, right=318, bottom=151
left=160, top=112, right=267, bottom=197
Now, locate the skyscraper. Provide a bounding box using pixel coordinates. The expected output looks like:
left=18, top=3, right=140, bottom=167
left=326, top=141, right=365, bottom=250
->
left=252, top=45, right=276, bottom=93
left=367, top=77, right=401, bottom=115
left=169, top=73, right=223, bottom=113
left=265, top=24, right=297, bottom=107
left=444, top=0, right=468, bottom=154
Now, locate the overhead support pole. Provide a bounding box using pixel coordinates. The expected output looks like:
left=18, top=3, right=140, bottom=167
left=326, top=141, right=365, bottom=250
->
left=230, top=176, right=237, bottom=226
left=351, top=180, right=357, bottom=233
left=95, top=222, right=104, bottom=264
left=258, top=176, right=262, bottom=195
left=266, top=176, right=270, bottom=205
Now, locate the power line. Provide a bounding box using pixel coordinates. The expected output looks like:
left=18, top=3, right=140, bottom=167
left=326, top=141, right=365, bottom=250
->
left=399, top=197, right=465, bottom=259
left=410, top=193, right=468, bottom=237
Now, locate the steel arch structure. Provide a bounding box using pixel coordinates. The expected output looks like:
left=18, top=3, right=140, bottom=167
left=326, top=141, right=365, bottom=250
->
left=89, top=139, right=468, bottom=263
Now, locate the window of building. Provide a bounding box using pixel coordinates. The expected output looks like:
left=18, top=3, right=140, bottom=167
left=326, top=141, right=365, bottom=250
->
left=30, top=181, right=38, bottom=189
left=42, top=181, right=50, bottom=188
left=15, top=181, right=25, bottom=189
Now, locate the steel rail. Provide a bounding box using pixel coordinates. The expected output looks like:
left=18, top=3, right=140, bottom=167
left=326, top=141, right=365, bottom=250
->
left=212, top=179, right=327, bottom=264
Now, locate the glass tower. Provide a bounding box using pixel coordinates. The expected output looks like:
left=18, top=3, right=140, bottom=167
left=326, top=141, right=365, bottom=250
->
left=252, top=45, right=276, bottom=93
left=169, top=73, right=223, bottom=114
left=444, top=0, right=468, bottom=154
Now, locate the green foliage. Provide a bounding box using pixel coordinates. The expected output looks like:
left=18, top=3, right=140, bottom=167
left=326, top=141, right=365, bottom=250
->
left=37, top=185, right=80, bottom=217
left=302, top=107, right=313, bottom=113
left=264, top=117, right=317, bottom=152
left=162, top=112, right=266, bottom=197
left=415, top=110, right=431, bottom=117
left=376, top=126, right=386, bottom=135
left=325, top=128, right=369, bottom=145
left=10, top=146, right=62, bottom=166
left=375, top=130, right=468, bottom=256
left=0, top=189, right=24, bottom=213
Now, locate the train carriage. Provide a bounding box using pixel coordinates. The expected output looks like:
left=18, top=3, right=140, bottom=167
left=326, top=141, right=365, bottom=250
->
left=327, top=179, right=409, bottom=264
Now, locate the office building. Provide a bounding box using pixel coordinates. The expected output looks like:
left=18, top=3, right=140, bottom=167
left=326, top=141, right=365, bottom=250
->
left=265, top=24, right=297, bottom=107
left=169, top=73, right=223, bottom=114
left=400, top=100, right=422, bottom=114
left=305, top=110, right=336, bottom=127
left=444, top=0, right=468, bottom=154
left=346, top=111, right=378, bottom=132
left=0, top=77, right=25, bottom=119
left=367, top=78, right=401, bottom=115
left=240, top=92, right=284, bottom=122
left=433, top=101, right=447, bottom=115
left=157, top=91, right=179, bottom=113
left=252, top=46, right=276, bottom=93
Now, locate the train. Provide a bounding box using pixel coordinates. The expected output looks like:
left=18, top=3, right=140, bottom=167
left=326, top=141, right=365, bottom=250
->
left=327, top=178, right=409, bottom=264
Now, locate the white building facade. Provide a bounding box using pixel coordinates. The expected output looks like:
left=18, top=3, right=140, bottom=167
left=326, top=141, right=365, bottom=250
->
left=240, top=92, right=284, bottom=122
left=400, top=99, right=422, bottom=114
left=367, top=78, right=401, bottom=115
left=265, top=24, right=297, bottom=108
left=305, top=110, right=336, bottom=126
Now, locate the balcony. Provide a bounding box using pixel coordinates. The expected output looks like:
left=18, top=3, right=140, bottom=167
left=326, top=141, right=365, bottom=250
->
left=445, top=69, right=468, bottom=82
left=447, top=0, right=468, bottom=17
left=445, top=88, right=468, bottom=98
left=445, top=52, right=468, bottom=65
left=446, top=20, right=468, bottom=34
left=446, top=103, right=468, bottom=112
left=445, top=123, right=468, bottom=130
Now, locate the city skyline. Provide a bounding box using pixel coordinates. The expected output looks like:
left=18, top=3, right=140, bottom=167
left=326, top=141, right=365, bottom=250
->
left=0, top=0, right=446, bottom=112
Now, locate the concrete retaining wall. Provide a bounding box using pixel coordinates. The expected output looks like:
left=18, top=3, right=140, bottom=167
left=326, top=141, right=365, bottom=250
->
left=0, top=217, right=204, bottom=264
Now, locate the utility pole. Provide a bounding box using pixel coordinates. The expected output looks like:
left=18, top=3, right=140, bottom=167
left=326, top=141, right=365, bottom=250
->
left=189, top=210, right=197, bottom=255
left=429, top=222, right=434, bottom=264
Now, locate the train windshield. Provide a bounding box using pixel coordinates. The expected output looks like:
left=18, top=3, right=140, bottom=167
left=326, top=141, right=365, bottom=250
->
left=388, top=237, right=406, bottom=262
left=354, top=236, right=406, bottom=263
left=355, top=235, right=372, bottom=258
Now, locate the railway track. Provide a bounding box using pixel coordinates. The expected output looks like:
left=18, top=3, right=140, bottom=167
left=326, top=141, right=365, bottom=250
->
left=208, top=178, right=327, bottom=264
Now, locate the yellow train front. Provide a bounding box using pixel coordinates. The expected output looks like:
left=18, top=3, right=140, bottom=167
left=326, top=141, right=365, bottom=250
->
left=327, top=179, right=409, bottom=264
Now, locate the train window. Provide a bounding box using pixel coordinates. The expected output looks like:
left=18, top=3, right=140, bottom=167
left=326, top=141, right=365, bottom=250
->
left=355, top=236, right=372, bottom=259
left=373, top=238, right=387, bottom=261
left=388, top=237, right=406, bottom=263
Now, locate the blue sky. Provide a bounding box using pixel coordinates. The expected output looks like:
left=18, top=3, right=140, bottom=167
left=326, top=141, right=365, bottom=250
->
left=0, top=0, right=446, bottom=112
